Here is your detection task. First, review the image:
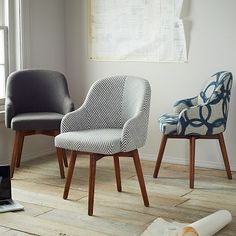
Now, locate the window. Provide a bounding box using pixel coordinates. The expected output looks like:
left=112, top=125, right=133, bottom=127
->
left=0, top=0, right=25, bottom=112
left=0, top=0, right=9, bottom=107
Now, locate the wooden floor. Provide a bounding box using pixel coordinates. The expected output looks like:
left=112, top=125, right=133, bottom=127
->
left=0, top=154, right=235, bottom=235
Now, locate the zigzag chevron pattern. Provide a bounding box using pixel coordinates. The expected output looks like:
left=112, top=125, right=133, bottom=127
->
left=55, top=76, right=151, bottom=155
left=159, top=71, right=233, bottom=135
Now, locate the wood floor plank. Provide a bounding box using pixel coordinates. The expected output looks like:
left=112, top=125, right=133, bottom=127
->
left=12, top=179, right=87, bottom=201
left=0, top=226, right=10, bottom=234
left=16, top=201, right=53, bottom=217
left=39, top=208, right=146, bottom=236
left=126, top=176, right=191, bottom=196
left=178, top=199, right=236, bottom=217
left=0, top=213, right=107, bottom=236
left=182, top=188, right=236, bottom=205
left=2, top=230, right=36, bottom=236
left=12, top=188, right=86, bottom=213
left=77, top=191, right=189, bottom=217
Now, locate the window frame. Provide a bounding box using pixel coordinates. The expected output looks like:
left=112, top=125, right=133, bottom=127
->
left=0, top=0, right=8, bottom=110
left=0, top=25, right=9, bottom=107
left=0, top=0, right=29, bottom=113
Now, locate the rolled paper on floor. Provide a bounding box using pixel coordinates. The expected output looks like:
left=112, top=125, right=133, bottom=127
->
left=178, top=210, right=232, bottom=236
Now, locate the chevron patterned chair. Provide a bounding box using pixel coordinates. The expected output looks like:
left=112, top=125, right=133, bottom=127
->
left=153, top=71, right=233, bottom=188
left=55, top=75, right=151, bottom=215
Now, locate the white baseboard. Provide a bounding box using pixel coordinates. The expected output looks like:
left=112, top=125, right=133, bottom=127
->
left=0, top=148, right=55, bottom=165
left=1, top=149, right=235, bottom=172
left=139, top=152, right=236, bottom=171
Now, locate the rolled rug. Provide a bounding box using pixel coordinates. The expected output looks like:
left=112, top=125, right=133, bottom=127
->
left=178, top=210, right=232, bottom=236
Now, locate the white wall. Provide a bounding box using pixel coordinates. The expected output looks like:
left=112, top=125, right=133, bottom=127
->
left=0, top=0, right=66, bottom=164
left=64, top=0, right=236, bottom=170
left=28, top=0, right=66, bottom=72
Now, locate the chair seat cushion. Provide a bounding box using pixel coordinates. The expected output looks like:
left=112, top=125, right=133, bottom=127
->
left=159, top=113, right=179, bottom=134
left=55, top=129, right=123, bottom=155
left=11, top=112, right=64, bottom=130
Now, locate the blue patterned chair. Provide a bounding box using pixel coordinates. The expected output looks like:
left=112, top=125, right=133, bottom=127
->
left=55, top=75, right=151, bottom=215
left=153, top=71, right=233, bottom=188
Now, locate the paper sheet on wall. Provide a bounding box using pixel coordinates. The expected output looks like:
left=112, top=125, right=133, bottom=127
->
left=90, top=0, right=187, bottom=62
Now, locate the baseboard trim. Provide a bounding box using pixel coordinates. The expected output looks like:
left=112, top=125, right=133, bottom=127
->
left=1, top=149, right=235, bottom=171
left=139, top=152, right=236, bottom=171
left=0, top=148, right=55, bottom=165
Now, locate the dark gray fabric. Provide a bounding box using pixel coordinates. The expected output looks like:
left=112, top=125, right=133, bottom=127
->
left=5, top=69, right=74, bottom=129
left=11, top=112, right=64, bottom=130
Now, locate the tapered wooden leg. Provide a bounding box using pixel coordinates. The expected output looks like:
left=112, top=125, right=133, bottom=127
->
left=62, top=149, right=68, bottom=167
left=189, top=137, right=196, bottom=189
left=15, top=134, right=25, bottom=168
left=113, top=155, right=122, bottom=192
left=56, top=148, right=66, bottom=178
left=218, top=133, right=232, bottom=179
left=63, top=151, right=77, bottom=199
left=153, top=135, right=168, bottom=178
left=132, top=150, right=149, bottom=207
left=88, top=154, right=97, bottom=216
left=11, top=131, right=25, bottom=178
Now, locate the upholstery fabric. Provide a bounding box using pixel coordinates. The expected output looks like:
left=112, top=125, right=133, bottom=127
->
left=55, top=75, right=151, bottom=155
left=159, top=71, right=233, bottom=135
left=11, top=112, right=64, bottom=130
left=56, top=129, right=123, bottom=154
left=173, top=96, right=198, bottom=114
left=159, top=113, right=179, bottom=135
left=5, top=69, right=74, bottom=130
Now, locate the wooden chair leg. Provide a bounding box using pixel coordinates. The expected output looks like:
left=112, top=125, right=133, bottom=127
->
left=62, top=149, right=68, bottom=167
left=88, top=154, right=97, bottom=216
left=56, top=148, right=66, bottom=178
left=153, top=135, right=168, bottom=178
left=11, top=131, right=25, bottom=178
left=15, top=134, right=25, bottom=168
left=113, top=155, right=122, bottom=192
left=63, top=151, right=77, bottom=199
left=132, top=150, right=149, bottom=207
left=189, top=137, right=196, bottom=189
left=218, top=133, right=232, bottom=179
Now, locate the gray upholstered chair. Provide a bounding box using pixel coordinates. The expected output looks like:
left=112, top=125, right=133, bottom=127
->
left=5, top=69, right=74, bottom=178
left=55, top=75, right=151, bottom=216
left=153, top=71, right=233, bottom=188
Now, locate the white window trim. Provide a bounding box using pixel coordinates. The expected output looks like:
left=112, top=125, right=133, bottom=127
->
left=19, top=0, right=31, bottom=69
left=0, top=0, right=31, bottom=120
left=7, top=0, right=31, bottom=76
left=0, top=0, right=9, bottom=112
left=0, top=26, right=9, bottom=106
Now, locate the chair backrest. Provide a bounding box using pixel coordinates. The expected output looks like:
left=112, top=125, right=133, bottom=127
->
left=6, top=69, right=72, bottom=115
left=198, top=71, right=233, bottom=105
left=82, top=75, right=151, bottom=129
left=196, top=71, right=233, bottom=134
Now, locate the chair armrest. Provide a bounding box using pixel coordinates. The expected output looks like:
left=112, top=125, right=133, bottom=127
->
left=60, top=106, right=89, bottom=133
left=177, top=101, right=226, bottom=135
left=173, top=96, right=198, bottom=114
left=62, top=96, right=74, bottom=114
left=121, top=112, right=149, bottom=152
left=5, top=97, right=15, bottom=128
